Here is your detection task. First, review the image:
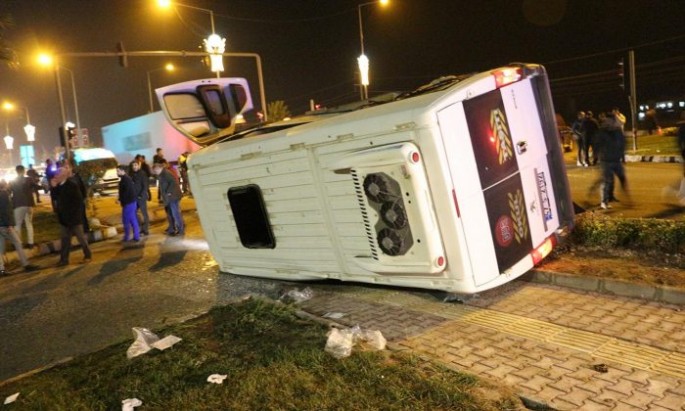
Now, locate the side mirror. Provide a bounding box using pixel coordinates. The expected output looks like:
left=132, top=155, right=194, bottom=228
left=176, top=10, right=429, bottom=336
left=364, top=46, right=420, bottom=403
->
left=156, top=78, right=254, bottom=147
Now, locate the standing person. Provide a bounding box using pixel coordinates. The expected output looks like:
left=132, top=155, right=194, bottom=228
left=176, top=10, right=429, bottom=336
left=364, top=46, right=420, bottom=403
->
left=66, top=160, right=90, bottom=232
left=677, top=113, right=685, bottom=203
left=178, top=151, right=190, bottom=195
left=153, top=148, right=165, bottom=203
left=153, top=161, right=184, bottom=236
left=0, top=180, right=39, bottom=276
left=10, top=165, right=37, bottom=248
left=597, top=113, right=629, bottom=209
left=117, top=166, right=140, bottom=243
left=612, top=107, right=627, bottom=163
left=52, top=166, right=92, bottom=266
left=26, top=164, right=41, bottom=203
left=45, top=158, right=59, bottom=211
left=571, top=111, right=587, bottom=166
left=130, top=160, right=149, bottom=236
left=583, top=111, right=599, bottom=166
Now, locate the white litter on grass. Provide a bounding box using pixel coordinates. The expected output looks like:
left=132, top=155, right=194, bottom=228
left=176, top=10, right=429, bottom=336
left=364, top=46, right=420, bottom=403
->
left=127, top=328, right=182, bottom=358
left=151, top=335, right=182, bottom=351
left=122, top=397, right=142, bottom=411
left=323, top=312, right=346, bottom=320
left=324, top=325, right=387, bottom=359
left=207, top=374, right=228, bottom=384
left=126, top=327, right=160, bottom=359
left=4, top=393, right=19, bottom=405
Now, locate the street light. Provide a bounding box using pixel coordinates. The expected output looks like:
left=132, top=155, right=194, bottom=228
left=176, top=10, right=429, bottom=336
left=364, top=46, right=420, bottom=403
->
left=2, top=101, right=36, bottom=165
left=357, top=0, right=390, bottom=100
left=147, top=63, right=175, bottom=112
left=37, top=53, right=82, bottom=158
left=157, top=0, right=224, bottom=78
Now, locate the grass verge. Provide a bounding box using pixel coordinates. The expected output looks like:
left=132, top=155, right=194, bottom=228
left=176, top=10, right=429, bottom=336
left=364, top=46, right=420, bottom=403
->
left=0, top=298, right=522, bottom=410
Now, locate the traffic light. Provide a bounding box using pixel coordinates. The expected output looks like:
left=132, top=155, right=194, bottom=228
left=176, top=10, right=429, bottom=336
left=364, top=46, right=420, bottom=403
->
left=617, top=58, right=625, bottom=89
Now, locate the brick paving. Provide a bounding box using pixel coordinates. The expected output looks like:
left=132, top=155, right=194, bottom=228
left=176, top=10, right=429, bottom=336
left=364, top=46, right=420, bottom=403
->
left=300, top=283, right=685, bottom=410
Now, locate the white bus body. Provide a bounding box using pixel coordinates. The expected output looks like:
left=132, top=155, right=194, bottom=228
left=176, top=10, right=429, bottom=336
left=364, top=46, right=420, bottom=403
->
left=157, top=64, right=574, bottom=293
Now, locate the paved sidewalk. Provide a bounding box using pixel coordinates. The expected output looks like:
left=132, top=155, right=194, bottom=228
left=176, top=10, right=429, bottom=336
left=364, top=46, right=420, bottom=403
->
left=298, top=282, right=685, bottom=410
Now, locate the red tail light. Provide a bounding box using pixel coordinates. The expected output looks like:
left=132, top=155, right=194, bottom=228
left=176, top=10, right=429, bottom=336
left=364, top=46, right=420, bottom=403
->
left=493, top=67, right=523, bottom=88
left=531, top=235, right=557, bottom=265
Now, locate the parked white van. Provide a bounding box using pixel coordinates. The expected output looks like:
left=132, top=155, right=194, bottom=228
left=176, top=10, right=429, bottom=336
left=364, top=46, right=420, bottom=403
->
left=156, top=64, right=574, bottom=293
left=72, top=147, right=120, bottom=195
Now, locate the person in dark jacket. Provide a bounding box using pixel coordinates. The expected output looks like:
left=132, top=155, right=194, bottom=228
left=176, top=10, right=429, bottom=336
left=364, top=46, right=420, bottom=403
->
left=118, top=166, right=140, bottom=242
left=52, top=166, right=92, bottom=266
left=26, top=164, right=41, bottom=203
left=130, top=160, right=150, bottom=235
left=0, top=180, right=39, bottom=276
left=596, top=114, right=629, bottom=209
left=153, top=161, right=184, bottom=236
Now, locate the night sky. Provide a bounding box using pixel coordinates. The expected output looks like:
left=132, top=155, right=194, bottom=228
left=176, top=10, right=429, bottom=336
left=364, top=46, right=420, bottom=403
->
left=1, top=0, right=683, bottom=151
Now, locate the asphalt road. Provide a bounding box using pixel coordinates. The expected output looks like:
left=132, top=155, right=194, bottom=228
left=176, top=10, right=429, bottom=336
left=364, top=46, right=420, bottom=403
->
left=565, top=161, right=685, bottom=220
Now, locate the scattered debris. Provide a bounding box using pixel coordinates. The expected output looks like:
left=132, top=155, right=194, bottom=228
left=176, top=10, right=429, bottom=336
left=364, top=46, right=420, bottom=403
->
left=279, top=287, right=314, bottom=303
left=324, top=325, right=387, bottom=359
left=4, top=393, right=19, bottom=405
left=126, top=327, right=182, bottom=358
left=325, top=328, right=355, bottom=359
left=592, top=363, right=609, bottom=373
left=121, top=397, right=142, bottom=411
left=207, top=374, right=228, bottom=384
left=126, top=327, right=160, bottom=359
left=151, top=335, right=182, bottom=351
left=323, top=312, right=346, bottom=320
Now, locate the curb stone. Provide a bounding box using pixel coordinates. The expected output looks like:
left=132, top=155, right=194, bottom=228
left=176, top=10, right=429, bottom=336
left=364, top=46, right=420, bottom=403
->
left=625, top=154, right=683, bottom=163
left=522, top=269, right=685, bottom=305
left=4, top=225, right=119, bottom=267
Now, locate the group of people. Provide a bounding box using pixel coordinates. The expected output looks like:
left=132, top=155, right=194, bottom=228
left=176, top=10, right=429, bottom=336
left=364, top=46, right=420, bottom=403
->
left=573, top=107, right=629, bottom=210
left=0, top=147, right=190, bottom=275
left=0, top=158, right=92, bottom=275
left=116, top=148, right=186, bottom=244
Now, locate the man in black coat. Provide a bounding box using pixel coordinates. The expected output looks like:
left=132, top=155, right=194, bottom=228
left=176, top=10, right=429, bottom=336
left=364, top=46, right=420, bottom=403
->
left=52, top=166, right=92, bottom=266
left=130, top=161, right=150, bottom=235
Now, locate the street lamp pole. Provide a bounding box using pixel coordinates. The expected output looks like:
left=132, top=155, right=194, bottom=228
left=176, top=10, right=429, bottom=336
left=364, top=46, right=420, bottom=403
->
left=159, top=1, right=222, bottom=78
left=62, top=66, right=82, bottom=146
left=356, top=1, right=388, bottom=101
left=54, top=64, right=69, bottom=158
left=357, top=3, right=368, bottom=100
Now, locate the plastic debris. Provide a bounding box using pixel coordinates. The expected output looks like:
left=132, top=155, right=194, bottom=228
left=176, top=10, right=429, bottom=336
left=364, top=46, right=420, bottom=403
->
left=126, top=327, right=160, bottom=359
left=151, top=335, right=182, bottom=351
left=323, top=312, right=346, bottom=320
left=207, top=374, right=228, bottom=384
left=324, top=325, right=387, bottom=359
left=127, top=328, right=182, bottom=358
left=122, top=398, right=142, bottom=411
left=324, top=328, right=355, bottom=359
left=279, top=287, right=314, bottom=303
left=4, top=393, right=19, bottom=405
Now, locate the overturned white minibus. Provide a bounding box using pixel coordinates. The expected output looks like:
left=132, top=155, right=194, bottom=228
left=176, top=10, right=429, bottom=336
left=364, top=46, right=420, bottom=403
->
left=157, top=63, right=574, bottom=293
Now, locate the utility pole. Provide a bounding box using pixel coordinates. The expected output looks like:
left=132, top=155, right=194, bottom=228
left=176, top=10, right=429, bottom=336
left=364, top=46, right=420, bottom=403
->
left=628, top=50, right=637, bottom=152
